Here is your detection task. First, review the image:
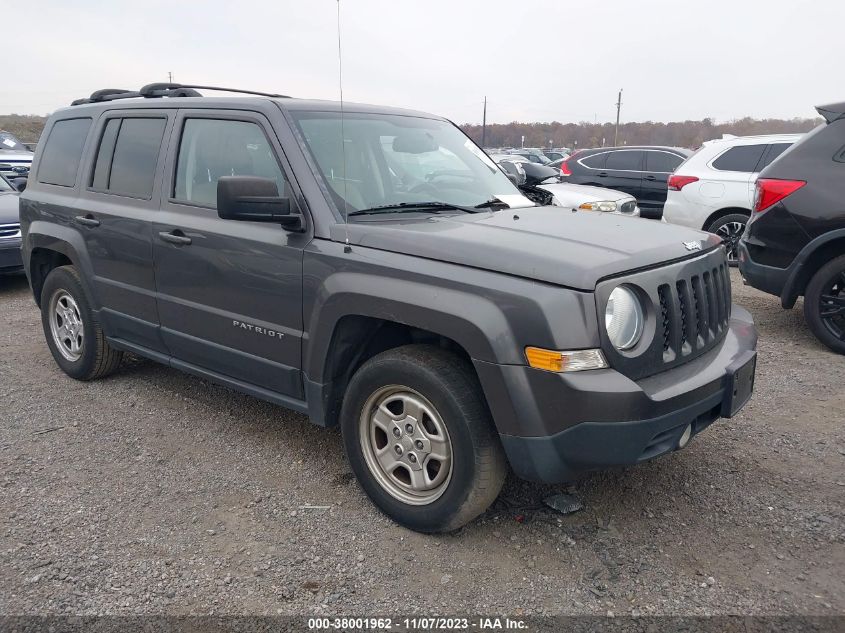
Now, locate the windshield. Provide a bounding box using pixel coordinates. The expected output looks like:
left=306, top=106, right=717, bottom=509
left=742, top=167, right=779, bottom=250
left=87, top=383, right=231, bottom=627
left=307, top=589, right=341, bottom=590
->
left=0, top=131, right=28, bottom=152
left=291, top=111, right=533, bottom=217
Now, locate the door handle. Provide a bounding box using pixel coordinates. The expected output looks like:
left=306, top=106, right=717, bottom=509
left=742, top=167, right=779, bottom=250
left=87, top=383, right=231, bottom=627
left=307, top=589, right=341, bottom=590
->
left=74, top=215, right=100, bottom=228
left=597, top=172, right=608, bottom=177
left=644, top=175, right=657, bottom=181
left=158, top=230, right=192, bottom=246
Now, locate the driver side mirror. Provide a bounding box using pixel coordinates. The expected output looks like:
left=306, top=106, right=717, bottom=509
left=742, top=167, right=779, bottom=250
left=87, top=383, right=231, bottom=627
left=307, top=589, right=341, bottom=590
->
left=11, top=177, right=27, bottom=192
left=217, top=176, right=302, bottom=230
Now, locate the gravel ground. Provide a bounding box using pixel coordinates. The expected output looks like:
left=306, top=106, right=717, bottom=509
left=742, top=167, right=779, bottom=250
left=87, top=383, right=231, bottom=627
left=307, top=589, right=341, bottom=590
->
left=0, top=270, right=843, bottom=617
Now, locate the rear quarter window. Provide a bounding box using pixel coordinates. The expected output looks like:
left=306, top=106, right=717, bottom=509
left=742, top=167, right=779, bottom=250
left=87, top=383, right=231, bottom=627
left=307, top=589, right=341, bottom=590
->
left=580, top=153, right=607, bottom=169
left=37, top=118, right=92, bottom=187
left=711, top=144, right=766, bottom=172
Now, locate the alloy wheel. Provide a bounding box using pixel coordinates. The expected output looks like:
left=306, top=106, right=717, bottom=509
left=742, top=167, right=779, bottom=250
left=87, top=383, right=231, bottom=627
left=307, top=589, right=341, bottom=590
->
left=49, top=290, right=84, bottom=362
left=359, top=385, right=453, bottom=505
left=818, top=269, right=845, bottom=342
left=715, top=221, right=745, bottom=263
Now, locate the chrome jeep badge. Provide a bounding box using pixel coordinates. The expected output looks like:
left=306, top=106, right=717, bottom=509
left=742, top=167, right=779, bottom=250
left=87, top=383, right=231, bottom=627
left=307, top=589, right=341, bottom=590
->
left=683, top=241, right=702, bottom=251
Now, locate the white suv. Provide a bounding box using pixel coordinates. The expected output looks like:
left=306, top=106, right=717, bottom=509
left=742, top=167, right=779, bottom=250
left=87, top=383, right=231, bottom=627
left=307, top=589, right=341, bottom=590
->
left=662, top=133, right=801, bottom=262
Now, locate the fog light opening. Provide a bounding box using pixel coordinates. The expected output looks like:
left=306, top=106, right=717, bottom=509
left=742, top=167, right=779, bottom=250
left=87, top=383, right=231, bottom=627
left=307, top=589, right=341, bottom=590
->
left=678, top=424, right=692, bottom=449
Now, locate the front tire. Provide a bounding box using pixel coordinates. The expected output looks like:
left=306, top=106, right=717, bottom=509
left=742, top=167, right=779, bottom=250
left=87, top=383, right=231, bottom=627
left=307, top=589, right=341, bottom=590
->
left=340, top=345, right=507, bottom=533
left=40, top=265, right=124, bottom=380
left=706, top=213, right=749, bottom=266
left=804, top=255, right=845, bottom=355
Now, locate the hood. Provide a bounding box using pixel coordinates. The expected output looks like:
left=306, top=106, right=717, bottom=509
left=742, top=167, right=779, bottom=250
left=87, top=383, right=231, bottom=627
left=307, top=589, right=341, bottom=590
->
left=538, top=182, right=633, bottom=206
left=0, top=150, right=34, bottom=161
left=333, top=206, right=720, bottom=290
left=0, top=191, right=20, bottom=224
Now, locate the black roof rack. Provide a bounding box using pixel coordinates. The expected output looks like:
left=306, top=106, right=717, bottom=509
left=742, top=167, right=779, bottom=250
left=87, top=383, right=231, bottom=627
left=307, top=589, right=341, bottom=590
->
left=70, top=83, right=291, bottom=106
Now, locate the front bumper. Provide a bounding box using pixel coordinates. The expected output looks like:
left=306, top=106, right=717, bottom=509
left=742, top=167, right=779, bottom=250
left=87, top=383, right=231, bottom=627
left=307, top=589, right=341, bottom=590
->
left=476, top=306, right=758, bottom=483
left=0, top=239, right=23, bottom=272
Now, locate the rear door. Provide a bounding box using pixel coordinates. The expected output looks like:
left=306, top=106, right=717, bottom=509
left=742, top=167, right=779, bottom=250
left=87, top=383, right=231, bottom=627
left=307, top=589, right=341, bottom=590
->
left=75, top=110, right=173, bottom=353
left=603, top=149, right=645, bottom=202
left=152, top=108, right=309, bottom=399
left=642, top=150, right=685, bottom=209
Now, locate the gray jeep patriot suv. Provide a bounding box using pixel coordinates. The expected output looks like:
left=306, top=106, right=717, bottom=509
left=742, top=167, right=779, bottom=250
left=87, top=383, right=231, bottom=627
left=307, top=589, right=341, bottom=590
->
left=20, top=84, right=758, bottom=532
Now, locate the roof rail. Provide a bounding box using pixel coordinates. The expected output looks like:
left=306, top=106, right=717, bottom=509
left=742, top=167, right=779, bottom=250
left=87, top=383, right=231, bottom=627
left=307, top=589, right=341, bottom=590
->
left=70, top=83, right=290, bottom=106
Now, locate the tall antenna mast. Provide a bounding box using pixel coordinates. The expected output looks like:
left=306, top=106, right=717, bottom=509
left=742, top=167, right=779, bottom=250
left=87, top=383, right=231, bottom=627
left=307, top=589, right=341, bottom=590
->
left=336, top=0, right=351, bottom=253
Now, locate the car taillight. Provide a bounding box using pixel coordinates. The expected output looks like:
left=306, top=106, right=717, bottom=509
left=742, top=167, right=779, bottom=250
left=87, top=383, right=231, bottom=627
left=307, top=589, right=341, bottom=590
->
left=560, top=160, right=572, bottom=176
left=753, top=178, right=806, bottom=212
left=667, top=175, right=698, bottom=191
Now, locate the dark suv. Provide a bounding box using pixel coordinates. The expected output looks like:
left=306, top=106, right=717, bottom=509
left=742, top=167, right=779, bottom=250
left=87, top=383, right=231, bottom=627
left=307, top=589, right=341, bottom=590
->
left=20, top=83, right=757, bottom=532
left=560, top=146, right=691, bottom=218
left=739, top=101, right=845, bottom=354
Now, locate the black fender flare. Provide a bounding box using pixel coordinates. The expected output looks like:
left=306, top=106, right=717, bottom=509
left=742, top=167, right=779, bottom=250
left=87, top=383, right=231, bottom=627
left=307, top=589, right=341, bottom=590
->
left=25, top=220, right=100, bottom=309
left=303, top=272, right=517, bottom=385
left=781, top=228, right=845, bottom=308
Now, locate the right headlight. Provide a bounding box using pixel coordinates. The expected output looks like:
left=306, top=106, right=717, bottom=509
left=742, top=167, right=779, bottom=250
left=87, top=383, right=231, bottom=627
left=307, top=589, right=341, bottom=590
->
left=605, top=286, right=644, bottom=350
left=579, top=201, right=618, bottom=212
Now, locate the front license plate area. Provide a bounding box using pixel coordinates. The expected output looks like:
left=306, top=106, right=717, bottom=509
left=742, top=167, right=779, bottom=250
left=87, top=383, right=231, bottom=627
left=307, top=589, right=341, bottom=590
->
left=721, top=351, right=757, bottom=418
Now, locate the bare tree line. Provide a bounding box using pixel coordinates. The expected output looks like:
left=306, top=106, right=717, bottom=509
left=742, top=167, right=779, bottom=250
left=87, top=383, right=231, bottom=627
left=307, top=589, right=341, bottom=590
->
left=1, top=113, right=822, bottom=151
left=461, top=117, right=822, bottom=150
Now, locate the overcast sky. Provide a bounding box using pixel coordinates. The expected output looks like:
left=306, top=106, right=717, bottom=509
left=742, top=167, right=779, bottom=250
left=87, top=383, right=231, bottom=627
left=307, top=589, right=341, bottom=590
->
left=3, top=0, right=842, bottom=124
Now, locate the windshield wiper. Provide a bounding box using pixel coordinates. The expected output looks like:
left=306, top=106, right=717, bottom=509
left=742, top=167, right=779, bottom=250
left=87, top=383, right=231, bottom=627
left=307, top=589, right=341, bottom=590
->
left=347, top=201, right=482, bottom=216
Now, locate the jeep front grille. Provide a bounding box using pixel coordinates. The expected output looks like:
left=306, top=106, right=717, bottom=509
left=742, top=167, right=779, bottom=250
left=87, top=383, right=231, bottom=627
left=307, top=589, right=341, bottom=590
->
left=596, top=248, right=733, bottom=381
left=0, top=223, right=21, bottom=240
left=657, top=263, right=731, bottom=362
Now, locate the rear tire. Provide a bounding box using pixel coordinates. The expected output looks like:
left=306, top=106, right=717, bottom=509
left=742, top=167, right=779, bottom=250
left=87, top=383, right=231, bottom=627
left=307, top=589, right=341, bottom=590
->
left=40, top=265, right=124, bottom=380
left=804, top=255, right=845, bottom=355
left=705, top=213, right=749, bottom=266
left=340, top=345, right=507, bottom=533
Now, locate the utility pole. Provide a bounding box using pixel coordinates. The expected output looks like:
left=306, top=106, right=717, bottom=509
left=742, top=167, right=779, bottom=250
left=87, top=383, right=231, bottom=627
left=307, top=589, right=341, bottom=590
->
left=614, top=89, right=623, bottom=147
left=481, top=96, right=487, bottom=148
left=168, top=71, right=173, bottom=83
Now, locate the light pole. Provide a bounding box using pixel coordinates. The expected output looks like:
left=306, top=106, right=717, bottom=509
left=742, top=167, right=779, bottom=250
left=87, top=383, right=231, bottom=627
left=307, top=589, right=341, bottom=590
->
left=614, top=89, right=623, bottom=146
left=481, top=96, right=487, bottom=148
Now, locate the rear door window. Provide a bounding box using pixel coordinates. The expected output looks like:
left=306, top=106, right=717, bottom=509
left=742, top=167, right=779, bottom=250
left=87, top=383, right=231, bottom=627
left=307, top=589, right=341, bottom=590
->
left=37, top=118, right=92, bottom=187
left=644, top=150, right=684, bottom=173
left=711, top=144, right=767, bottom=172
left=90, top=117, right=167, bottom=198
left=605, top=150, right=644, bottom=171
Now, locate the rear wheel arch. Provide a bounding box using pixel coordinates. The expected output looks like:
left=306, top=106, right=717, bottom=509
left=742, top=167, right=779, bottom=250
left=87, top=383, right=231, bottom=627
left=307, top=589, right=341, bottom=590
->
left=702, top=206, right=750, bottom=232
left=29, top=247, right=74, bottom=307
left=782, top=234, right=845, bottom=304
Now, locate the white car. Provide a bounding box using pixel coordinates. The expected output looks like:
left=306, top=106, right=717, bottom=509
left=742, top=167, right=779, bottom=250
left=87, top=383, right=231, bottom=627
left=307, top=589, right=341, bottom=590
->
left=663, top=133, right=801, bottom=262
left=0, top=131, right=34, bottom=181
left=492, top=154, right=640, bottom=218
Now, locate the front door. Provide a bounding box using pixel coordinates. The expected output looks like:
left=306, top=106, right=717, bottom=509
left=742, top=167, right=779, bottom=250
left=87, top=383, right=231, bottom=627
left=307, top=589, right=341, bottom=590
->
left=152, top=110, right=309, bottom=399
